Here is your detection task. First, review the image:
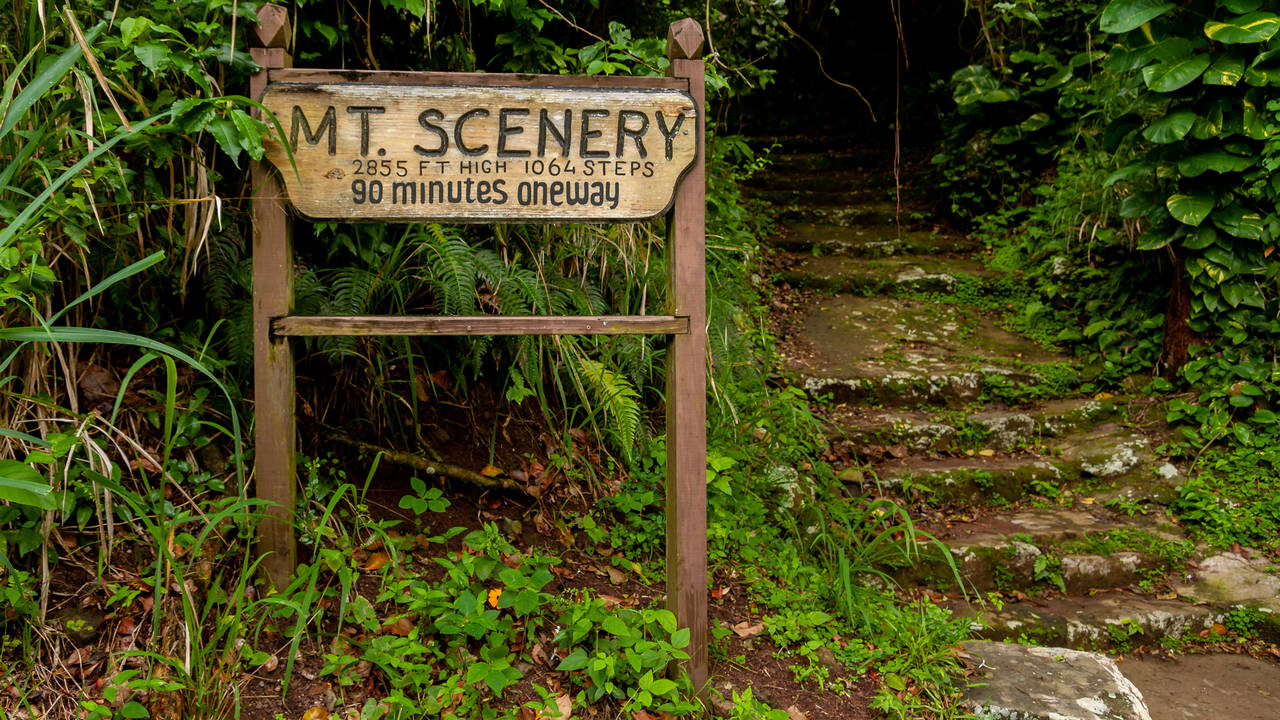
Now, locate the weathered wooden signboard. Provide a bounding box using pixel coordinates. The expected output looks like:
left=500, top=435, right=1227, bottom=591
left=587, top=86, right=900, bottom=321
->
left=260, top=82, right=698, bottom=221
left=249, top=3, right=709, bottom=692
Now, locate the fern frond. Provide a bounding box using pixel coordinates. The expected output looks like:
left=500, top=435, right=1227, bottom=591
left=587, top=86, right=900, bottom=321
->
left=573, top=356, right=642, bottom=462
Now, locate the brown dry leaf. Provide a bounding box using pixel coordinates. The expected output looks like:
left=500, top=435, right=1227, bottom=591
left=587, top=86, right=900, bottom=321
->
left=301, top=708, right=331, bottom=720
left=1211, top=623, right=1229, bottom=636
left=262, top=654, right=279, bottom=673
left=551, top=566, right=575, bottom=579
left=731, top=621, right=764, bottom=638
left=887, top=444, right=908, bottom=459
left=519, top=709, right=537, bottom=720
left=598, top=594, right=624, bottom=610
left=64, top=646, right=94, bottom=665
left=605, top=566, right=627, bottom=585
left=384, top=617, right=414, bottom=637
left=481, top=464, right=504, bottom=478
left=551, top=693, right=573, bottom=719
left=786, top=706, right=808, bottom=720
left=363, top=552, right=390, bottom=572
left=531, top=642, right=549, bottom=666
left=710, top=586, right=731, bottom=600
left=977, top=449, right=995, bottom=458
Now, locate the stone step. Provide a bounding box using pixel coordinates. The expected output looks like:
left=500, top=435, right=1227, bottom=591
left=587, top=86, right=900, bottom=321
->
left=786, top=294, right=1070, bottom=408
left=961, top=594, right=1224, bottom=651
left=861, top=425, right=1184, bottom=506
left=777, top=253, right=1000, bottom=294
left=1173, top=551, right=1280, bottom=642
left=774, top=223, right=979, bottom=257
left=775, top=202, right=906, bottom=228
left=940, top=550, right=1280, bottom=652
left=743, top=169, right=894, bottom=193
left=749, top=186, right=892, bottom=208
left=961, top=641, right=1152, bottom=720
left=903, top=508, right=1189, bottom=594
left=756, top=148, right=891, bottom=172
left=823, top=397, right=1124, bottom=454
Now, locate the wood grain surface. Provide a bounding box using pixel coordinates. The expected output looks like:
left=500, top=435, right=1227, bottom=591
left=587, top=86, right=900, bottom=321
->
left=259, top=80, right=698, bottom=221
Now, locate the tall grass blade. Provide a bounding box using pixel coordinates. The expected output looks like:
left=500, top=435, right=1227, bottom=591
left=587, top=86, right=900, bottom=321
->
left=0, top=23, right=103, bottom=140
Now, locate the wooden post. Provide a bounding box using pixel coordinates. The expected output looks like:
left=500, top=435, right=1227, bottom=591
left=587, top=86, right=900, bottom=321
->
left=665, top=17, right=708, bottom=693
left=250, top=3, right=296, bottom=591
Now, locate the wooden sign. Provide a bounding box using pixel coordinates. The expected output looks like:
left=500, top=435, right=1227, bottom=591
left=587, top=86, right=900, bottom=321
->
left=259, top=82, right=699, bottom=222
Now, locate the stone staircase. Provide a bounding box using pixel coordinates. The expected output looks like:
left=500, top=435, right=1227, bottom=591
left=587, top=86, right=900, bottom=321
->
left=750, top=136, right=1280, bottom=714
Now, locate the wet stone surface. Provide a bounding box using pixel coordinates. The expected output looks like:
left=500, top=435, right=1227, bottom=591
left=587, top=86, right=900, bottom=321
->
left=961, top=641, right=1151, bottom=720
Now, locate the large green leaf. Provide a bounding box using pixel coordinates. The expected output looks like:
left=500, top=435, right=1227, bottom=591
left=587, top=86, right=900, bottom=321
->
left=1166, top=193, right=1215, bottom=225
left=951, top=65, right=1019, bottom=108
left=1120, top=191, right=1161, bottom=219
left=1100, top=0, right=1176, bottom=34
left=1143, top=54, right=1211, bottom=91
left=1203, top=52, right=1246, bottom=85
left=1244, top=49, right=1280, bottom=85
left=1179, top=150, right=1254, bottom=176
left=1142, top=110, right=1197, bottom=142
left=1212, top=204, right=1266, bottom=239
left=1204, top=12, right=1280, bottom=44
left=1182, top=225, right=1219, bottom=249
left=0, top=460, right=55, bottom=509
left=1222, top=0, right=1262, bottom=13
left=1220, top=281, right=1265, bottom=308
left=1104, top=162, right=1154, bottom=186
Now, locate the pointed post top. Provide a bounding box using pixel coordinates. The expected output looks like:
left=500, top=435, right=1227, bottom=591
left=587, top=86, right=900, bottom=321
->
left=666, top=18, right=705, bottom=60
left=255, top=4, right=290, bottom=49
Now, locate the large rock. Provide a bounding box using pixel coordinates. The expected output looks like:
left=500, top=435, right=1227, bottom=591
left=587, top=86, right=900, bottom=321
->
left=962, top=641, right=1151, bottom=720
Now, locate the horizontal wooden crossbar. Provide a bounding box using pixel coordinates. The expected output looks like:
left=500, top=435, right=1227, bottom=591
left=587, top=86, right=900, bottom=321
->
left=273, top=315, right=688, bottom=337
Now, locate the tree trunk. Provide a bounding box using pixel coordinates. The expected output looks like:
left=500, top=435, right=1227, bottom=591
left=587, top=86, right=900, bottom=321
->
left=1160, top=249, right=1194, bottom=377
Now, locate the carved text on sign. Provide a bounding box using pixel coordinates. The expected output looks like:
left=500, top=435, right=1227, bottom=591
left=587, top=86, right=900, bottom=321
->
left=259, top=82, right=698, bottom=221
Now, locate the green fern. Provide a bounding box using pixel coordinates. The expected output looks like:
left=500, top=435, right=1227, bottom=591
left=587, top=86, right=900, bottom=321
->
left=572, top=355, right=642, bottom=462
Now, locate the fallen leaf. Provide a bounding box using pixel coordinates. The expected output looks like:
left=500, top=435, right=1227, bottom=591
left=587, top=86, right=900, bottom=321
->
left=481, top=464, right=504, bottom=478
left=786, top=705, right=808, bottom=720
left=1080, top=497, right=1095, bottom=505
left=731, top=621, right=764, bottom=638
left=605, top=566, right=627, bottom=585
left=598, top=594, right=624, bottom=610
left=362, top=552, right=390, bottom=571
left=1211, top=623, right=1228, bottom=636
left=551, top=693, right=573, bottom=719
left=977, top=449, right=995, bottom=458
left=301, top=708, right=331, bottom=720
left=64, top=646, right=94, bottom=665
left=710, top=586, right=731, bottom=600
left=384, top=617, right=414, bottom=637
left=519, top=708, right=537, bottom=720
left=262, top=654, right=279, bottom=672
left=488, top=588, right=503, bottom=608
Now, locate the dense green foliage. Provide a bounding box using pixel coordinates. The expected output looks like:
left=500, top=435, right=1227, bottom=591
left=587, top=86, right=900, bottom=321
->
left=935, top=0, right=1279, bottom=547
